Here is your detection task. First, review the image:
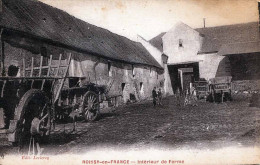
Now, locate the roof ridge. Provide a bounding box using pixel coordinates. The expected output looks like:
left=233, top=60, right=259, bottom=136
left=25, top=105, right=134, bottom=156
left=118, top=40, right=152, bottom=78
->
left=195, top=21, right=258, bottom=30
left=1, top=0, right=163, bottom=69
left=221, top=40, right=260, bottom=46
left=23, top=0, right=142, bottom=46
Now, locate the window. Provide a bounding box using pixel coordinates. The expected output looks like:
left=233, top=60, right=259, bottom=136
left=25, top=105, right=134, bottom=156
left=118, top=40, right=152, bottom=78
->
left=125, top=69, right=128, bottom=76
left=179, top=39, right=183, bottom=48
left=121, top=83, right=126, bottom=91
left=108, top=62, right=112, bottom=77
left=132, top=65, right=135, bottom=77
left=40, top=47, right=48, bottom=66
left=40, top=47, right=47, bottom=57
left=140, top=82, right=144, bottom=93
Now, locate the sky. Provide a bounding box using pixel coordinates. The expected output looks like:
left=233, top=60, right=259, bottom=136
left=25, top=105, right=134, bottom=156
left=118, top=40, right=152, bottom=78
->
left=39, top=0, right=259, bottom=41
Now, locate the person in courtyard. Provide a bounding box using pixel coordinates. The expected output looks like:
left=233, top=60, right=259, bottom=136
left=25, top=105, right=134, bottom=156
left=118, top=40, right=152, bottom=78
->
left=184, top=88, right=190, bottom=106
left=176, top=87, right=181, bottom=106
left=190, top=85, right=198, bottom=106
left=152, top=87, right=157, bottom=107
left=158, top=88, right=162, bottom=106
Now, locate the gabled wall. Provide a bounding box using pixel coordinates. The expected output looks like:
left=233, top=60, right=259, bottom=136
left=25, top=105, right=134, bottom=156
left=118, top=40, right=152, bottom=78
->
left=163, top=22, right=204, bottom=64
left=162, top=22, right=231, bottom=81
left=137, top=36, right=173, bottom=96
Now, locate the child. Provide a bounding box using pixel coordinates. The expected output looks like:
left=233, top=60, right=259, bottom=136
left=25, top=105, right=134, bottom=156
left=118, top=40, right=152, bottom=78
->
left=190, top=86, right=198, bottom=106
left=184, top=88, right=190, bottom=106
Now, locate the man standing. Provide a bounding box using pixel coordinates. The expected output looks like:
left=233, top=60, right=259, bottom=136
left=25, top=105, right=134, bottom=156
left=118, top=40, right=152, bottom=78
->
left=176, top=87, right=181, bottom=106
left=152, top=87, right=157, bottom=107
left=158, top=88, right=162, bottom=106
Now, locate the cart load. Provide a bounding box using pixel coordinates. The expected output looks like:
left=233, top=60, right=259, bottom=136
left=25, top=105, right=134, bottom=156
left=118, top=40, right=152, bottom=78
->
left=208, top=76, right=232, bottom=102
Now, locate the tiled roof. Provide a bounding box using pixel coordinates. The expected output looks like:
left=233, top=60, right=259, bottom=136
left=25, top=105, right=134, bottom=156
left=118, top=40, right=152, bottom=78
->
left=218, top=41, right=260, bottom=56
left=196, top=22, right=259, bottom=54
left=0, top=0, right=162, bottom=68
left=149, top=32, right=166, bottom=52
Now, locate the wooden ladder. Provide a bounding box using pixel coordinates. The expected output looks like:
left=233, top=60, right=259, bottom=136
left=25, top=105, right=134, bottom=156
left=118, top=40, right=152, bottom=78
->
left=23, top=53, right=72, bottom=102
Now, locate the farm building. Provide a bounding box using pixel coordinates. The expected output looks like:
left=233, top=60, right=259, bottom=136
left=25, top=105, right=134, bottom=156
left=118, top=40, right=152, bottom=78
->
left=0, top=0, right=165, bottom=107
left=149, top=21, right=260, bottom=92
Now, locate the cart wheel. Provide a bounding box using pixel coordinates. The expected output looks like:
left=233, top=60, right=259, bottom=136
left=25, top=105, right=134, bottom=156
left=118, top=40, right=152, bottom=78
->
left=14, top=89, right=51, bottom=154
left=82, top=91, right=99, bottom=122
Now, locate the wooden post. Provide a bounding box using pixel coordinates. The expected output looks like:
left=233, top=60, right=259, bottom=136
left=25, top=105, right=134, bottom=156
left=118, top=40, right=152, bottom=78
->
left=22, top=58, right=26, bottom=77
left=0, top=29, right=5, bottom=76
left=41, top=55, right=52, bottom=90
left=30, top=57, right=34, bottom=77
left=53, top=53, right=72, bottom=104
left=30, top=57, right=34, bottom=88
left=55, top=54, right=62, bottom=77
left=39, top=56, right=43, bottom=77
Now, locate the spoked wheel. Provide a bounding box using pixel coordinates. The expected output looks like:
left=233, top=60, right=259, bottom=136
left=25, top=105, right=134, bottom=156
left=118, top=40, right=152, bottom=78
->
left=14, top=89, right=51, bottom=155
left=82, top=91, right=100, bottom=122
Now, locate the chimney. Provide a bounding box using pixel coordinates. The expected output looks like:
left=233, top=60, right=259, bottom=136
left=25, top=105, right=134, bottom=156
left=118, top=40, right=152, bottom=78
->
left=203, top=18, right=206, bottom=28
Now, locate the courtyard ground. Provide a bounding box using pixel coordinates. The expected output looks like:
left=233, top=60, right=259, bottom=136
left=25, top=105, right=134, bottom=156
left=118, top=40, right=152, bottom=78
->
left=1, top=94, right=260, bottom=155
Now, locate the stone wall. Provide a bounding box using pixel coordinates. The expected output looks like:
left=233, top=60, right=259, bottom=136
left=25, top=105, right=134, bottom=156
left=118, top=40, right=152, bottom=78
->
left=2, top=37, right=164, bottom=106
left=199, top=54, right=231, bottom=80
left=231, top=80, right=260, bottom=92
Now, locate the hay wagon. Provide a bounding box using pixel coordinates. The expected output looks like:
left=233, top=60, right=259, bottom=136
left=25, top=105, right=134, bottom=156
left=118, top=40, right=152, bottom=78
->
left=208, top=76, right=232, bottom=103
left=0, top=53, right=106, bottom=153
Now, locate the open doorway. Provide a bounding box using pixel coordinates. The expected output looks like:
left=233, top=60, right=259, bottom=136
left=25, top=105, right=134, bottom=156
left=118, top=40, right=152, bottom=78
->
left=168, top=62, right=199, bottom=93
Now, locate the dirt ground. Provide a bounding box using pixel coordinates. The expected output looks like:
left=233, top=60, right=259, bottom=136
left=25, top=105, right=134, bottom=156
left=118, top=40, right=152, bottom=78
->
left=1, top=95, right=260, bottom=155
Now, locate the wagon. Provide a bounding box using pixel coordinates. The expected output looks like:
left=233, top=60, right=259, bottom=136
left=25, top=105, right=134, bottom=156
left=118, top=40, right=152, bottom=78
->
left=208, top=76, right=232, bottom=103
left=0, top=53, right=106, bottom=154
left=193, top=79, right=209, bottom=100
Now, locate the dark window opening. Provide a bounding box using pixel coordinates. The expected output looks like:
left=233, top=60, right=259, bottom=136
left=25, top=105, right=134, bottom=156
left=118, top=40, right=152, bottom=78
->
left=140, top=82, right=143, bottom=92
left=40, top=47, right=47, bottom=57
left=121, top=83, right=126, bottom=91
left=179, top=39, right=183, bottom=48
left=8, top=65, right=19, bottom=77
left=108, top=62, right=112, bottom=77
left=132, top=64, right=135, bottom=77
left=40, top=47, right=48, bottom=67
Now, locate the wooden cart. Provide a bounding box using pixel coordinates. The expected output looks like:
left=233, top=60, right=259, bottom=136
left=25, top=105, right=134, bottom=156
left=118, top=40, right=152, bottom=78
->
left=193, top=79, right=209, bottom=100
left=0, top=53, right=105, bottom=154
left=208, top=76, right=232, bottom=103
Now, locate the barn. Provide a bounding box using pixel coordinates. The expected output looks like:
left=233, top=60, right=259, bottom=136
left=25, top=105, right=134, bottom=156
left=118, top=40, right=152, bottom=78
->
left=150, top=21, right=260, bottom=93
left=0, top=0, right=165, bottom=108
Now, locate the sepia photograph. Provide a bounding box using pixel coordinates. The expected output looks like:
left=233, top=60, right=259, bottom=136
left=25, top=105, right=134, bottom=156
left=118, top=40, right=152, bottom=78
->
left=0, top=0, right=259, bottom=164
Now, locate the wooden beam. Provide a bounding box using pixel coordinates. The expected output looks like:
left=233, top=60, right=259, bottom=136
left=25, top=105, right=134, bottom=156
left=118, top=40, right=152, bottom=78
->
left=55, top=54, right=62, bottom=77
left=22, top=58, right=25, bottom=77
left=1, top=41, right=4, bottom=76
left=30, top=57, right=34, bottom=88
left=25, top=65, right=69, bottom=71
left=54, top=53, right=72, bottom=104
left=30, top=57, right=34, bottom=77
left=39, top=56, right=43, bottom=77
left=50, top=54, right=62, bottom=92
left=41, top=55, right=52, bottom=90
left=1, top=80, right=6, bottom=97
left=0, top=28, right=5, bottom=76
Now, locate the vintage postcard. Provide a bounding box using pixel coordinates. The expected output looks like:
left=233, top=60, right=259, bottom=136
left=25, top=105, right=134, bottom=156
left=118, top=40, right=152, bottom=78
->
left=0, top=0, right=259, bottom=164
